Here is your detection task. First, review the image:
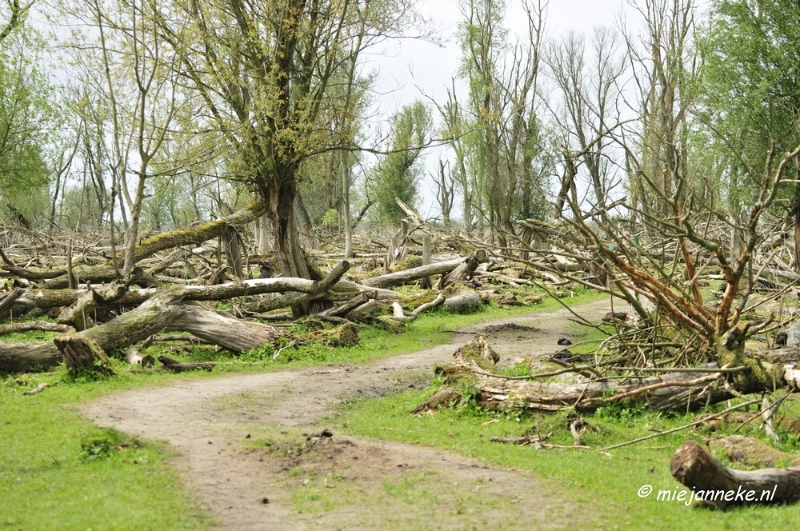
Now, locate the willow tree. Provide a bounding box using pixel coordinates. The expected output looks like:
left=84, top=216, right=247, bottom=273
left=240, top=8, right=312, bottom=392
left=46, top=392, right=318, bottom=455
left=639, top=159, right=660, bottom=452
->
left=153, top=0, right=427, bottom=289
left=698, top=0, right=800, bottom=269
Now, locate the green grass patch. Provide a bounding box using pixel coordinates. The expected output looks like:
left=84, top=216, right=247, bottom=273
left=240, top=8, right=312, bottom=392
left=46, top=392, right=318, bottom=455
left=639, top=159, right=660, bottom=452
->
left=337, top=386, right=800, bottom=530
left=0, top=285, right=603, bottom=529
left=0, top=372, right=210, bottom=531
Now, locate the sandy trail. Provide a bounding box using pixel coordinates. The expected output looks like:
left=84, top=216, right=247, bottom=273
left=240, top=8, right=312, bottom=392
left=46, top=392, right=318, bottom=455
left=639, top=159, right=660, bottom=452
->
left=81, top=300, right=611, bottom=530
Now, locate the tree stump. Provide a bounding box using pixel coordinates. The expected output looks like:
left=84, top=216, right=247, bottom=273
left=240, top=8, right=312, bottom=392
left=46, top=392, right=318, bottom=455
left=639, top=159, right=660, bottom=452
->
left=54, top=335, right=115, bottom=376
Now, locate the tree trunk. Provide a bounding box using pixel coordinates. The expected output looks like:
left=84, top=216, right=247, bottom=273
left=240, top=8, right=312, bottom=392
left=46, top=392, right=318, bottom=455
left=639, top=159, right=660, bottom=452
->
left=670, top=440, right=800, bottom=508
left=165, top=303, right=282, bottom=353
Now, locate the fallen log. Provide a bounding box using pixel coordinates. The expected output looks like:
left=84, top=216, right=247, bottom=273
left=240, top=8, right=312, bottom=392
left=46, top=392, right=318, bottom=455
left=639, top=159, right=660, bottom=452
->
left=361, top=257, right=471, bottom=288
left=10, top=275, right=348, bottom=312
left=40, top=197, right=266, bottom=287
left=23, top=382, right=50, bottom=396
left=670, top=439, right=800, bottom=508
left=54, top=335, right=115, bottom=376
left=58, top=283, right=128, bottom=331
left=443, top=292, right=481, bottom=311
left=0, top=288, right=24, bottom=314
left=439, top=250, right=487, bottom=289
left=0, top=288, right=186, bottom=373
left=0, top=321, right=73, bottom=335
left=126, top=347, right=155, bottom=368
left=158, top=355, right=214, bottom=372
left=165, top=303, right=283, bottom=353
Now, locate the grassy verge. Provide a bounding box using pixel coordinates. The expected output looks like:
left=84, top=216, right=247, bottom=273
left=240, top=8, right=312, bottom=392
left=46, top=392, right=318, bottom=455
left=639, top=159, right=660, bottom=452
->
left=338, top=341, right=800, bottom=531
left=0, top=286, right=603, bottom=530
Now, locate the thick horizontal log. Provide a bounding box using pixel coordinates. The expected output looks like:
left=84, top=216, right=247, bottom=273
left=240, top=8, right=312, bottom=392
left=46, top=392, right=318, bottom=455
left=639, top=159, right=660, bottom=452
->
left=158, top=355, right=214, bottom=372
left=360, top=257, right=467, bottom=288
left=0, top=321, right=73, bottom=335
left=0, top=342, right=62, bottom=373
left=0, top=288, right=186, bottom=373
left=11, top=277, right=336, bottom=311
left=165, top=303, right=281, bottom=353
left=671, top=440, right=800, bottom=508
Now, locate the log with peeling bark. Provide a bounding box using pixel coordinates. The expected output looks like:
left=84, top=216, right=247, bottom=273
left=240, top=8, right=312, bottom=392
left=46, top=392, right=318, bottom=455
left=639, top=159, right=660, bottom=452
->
left=670, top=439, right=800, bottom=508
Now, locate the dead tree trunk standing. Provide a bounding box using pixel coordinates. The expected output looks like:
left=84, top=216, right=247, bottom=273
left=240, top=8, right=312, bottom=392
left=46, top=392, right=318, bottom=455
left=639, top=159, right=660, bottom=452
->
left=222, top=225, right=243, bottom=279
left=671, top=440, right=800, bottom=508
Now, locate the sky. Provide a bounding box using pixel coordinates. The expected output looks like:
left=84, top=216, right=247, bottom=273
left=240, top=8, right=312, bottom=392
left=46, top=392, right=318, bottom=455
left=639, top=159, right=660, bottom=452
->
left=364, top=0, right=638, bottom=219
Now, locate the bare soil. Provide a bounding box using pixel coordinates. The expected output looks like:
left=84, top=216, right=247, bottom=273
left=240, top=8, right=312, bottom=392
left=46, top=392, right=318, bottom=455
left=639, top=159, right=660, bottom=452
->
left=80, top=299, right=611, bottom=530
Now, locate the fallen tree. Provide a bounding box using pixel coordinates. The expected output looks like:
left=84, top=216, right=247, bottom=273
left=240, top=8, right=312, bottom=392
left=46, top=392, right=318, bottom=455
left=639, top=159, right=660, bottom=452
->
left=671, top=439, right=800, bottom=508
left=416, top=335, right=800, bottom=414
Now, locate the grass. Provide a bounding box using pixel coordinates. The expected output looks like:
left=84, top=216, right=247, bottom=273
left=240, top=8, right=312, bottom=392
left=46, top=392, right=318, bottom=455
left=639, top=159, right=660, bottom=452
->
left=0, top=285, right=602, bottom=530
left=0, top=372, right=210, bottom=531
left=338, top=391, right=800, bottom=530
left=337, top=362, right=800, bottom=530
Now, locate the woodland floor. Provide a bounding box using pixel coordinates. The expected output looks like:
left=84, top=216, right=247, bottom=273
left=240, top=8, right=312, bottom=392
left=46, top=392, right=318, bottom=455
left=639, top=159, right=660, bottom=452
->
left=80, top=299, right=611, bottom=530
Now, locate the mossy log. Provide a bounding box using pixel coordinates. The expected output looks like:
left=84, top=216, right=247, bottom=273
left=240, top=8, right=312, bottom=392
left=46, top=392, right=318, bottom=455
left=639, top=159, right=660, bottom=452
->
left=309, top=322, right=360, bottom=347
left=54, top=335, right=115, bottom=376
left=40, top=198, right=265, bottom=288
left=0, top=288, right=186, bottom=373
left=417, top=336, right=800, bottom=414
left=671, top=439, right=800, bottom=508
left=708, top=436, right=800, bottom=468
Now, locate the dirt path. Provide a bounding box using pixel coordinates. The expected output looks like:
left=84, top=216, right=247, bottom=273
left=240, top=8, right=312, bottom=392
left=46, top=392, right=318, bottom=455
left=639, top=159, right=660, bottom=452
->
left=81, top=300, right=611, bottom=530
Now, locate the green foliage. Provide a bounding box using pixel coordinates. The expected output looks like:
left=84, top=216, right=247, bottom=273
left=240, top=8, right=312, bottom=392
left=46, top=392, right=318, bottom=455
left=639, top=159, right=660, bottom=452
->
left=79, top=428, right=129, bottom=462
left=0, top=27, right=62, bottom=227
left=340, top=389, right=800, bottom=530
left=372, top=101, right=432, bottom=223
left=320, top=208, right=340, bottom=230
left=698, top=0, right=800, bottom=210
left=0, top=373, right=208, bottom=530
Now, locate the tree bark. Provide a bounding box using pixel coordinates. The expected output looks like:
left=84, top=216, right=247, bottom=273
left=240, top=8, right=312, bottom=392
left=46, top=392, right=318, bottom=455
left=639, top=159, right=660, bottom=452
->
left=165, top=303, right=282, bottom=353
left=438, top=250, right=487, bottom=289
left=670, top=439, right=800, bottom=508
left=361, top=257, right=472, bottom=289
